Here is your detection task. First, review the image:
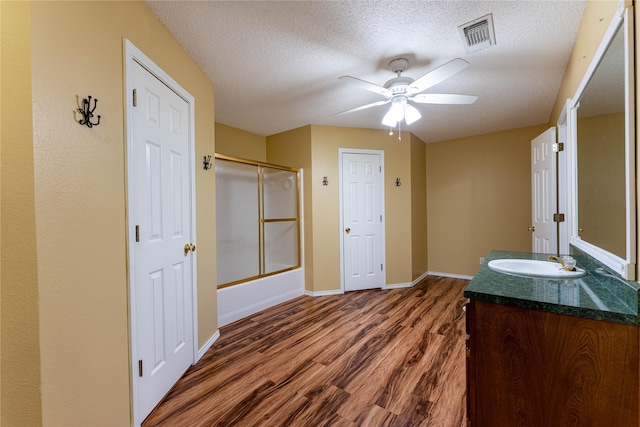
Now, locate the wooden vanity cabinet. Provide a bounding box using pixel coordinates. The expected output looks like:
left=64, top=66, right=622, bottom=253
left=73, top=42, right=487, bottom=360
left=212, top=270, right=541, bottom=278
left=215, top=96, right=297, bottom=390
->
left=466, top=300, right=639, bottom=427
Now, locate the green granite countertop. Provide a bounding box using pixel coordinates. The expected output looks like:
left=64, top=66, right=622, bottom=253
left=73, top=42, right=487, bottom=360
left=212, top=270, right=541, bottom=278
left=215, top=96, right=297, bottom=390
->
left=464, top=250, right=640, bottom=325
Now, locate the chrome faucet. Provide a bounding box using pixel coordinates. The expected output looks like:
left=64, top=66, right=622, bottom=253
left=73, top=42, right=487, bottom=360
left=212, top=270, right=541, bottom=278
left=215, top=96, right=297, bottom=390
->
left=548, top=255, right=576, bottom=271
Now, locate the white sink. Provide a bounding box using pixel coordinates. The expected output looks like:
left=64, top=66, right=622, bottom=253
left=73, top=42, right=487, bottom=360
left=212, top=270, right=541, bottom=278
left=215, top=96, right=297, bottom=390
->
left=487, top=259, right=587, bottom=278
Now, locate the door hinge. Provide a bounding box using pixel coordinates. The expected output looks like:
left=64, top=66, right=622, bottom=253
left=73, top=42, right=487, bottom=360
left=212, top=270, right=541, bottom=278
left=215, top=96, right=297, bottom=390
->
left=380, top=214, right=382, bottom=222
left=381, top=264, right=383, bottom=271
left=379, top=166, right=382, bottom=173
left=133, top=89, right=137, bottom=107
left=135, top=225, right=140, bottom=242
left=552, top=142, right=564, bottom=152
left=553, top=213, right=565, bottom=223
left=138, top=360, right=143, bottom=377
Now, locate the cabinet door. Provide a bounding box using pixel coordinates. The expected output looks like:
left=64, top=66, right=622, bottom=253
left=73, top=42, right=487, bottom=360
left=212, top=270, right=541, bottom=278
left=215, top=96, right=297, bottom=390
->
left=469, top=300, right=639, bottom=427
left=465, top=302, right=474, bottom=427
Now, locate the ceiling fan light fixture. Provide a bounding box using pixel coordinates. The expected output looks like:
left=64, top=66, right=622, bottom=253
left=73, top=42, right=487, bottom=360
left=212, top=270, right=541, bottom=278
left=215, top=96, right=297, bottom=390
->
left=381, top=112, right=397, bottom=127
left=404, top=104, right=421, bottom=125
left=382, top=99, right=405, bottom=127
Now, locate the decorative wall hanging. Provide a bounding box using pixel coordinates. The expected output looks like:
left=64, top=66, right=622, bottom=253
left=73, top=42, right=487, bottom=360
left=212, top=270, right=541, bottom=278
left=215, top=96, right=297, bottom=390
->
left=203, top=155, right=213, bottom=170
left=77, top=96, right=101, bottom=128
left=322, top=176, right=329, bottom=186
left=395, top=178, right=402, bottom=187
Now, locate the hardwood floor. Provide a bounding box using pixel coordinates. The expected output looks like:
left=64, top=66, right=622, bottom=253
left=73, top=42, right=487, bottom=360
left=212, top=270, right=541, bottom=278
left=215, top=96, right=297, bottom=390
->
left=143, top=276, right=469, bottom=427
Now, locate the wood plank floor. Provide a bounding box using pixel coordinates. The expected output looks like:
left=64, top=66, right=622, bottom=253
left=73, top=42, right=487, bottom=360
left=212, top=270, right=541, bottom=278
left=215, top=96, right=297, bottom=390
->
left=143, top=276, right=469, bottom=427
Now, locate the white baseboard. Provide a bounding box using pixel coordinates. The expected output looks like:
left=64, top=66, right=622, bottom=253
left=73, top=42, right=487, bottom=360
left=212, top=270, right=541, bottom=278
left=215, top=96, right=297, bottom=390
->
left=427, top=271, right=474, bottom=280
left=304, top=289, right=343, bottom=297
left=384, top=271, right=431, bottom=289
left=303, top=270, right=469, bottom=296
left=411, top=271, right=430, bottom=286
left=384, top=282, right=412, bottom=289
left=197, top=329, right=220, bottom=360
left=218, top=269, right=304, bottom=327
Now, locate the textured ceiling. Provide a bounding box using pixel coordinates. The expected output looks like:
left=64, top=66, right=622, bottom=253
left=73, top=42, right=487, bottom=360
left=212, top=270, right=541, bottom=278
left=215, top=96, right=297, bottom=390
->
left=145, top=0, right=587, bottom=143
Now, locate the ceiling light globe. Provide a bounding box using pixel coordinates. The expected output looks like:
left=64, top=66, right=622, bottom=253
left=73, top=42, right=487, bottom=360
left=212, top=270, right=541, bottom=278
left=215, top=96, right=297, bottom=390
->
left=404, top=104, right=422, bottom=125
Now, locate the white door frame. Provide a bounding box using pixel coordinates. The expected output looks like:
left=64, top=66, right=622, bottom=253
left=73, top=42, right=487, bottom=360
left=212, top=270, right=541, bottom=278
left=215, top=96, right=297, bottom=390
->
left=124, top=39, right=198, bottom=426
left=338, top=148, right=386, bottom=293
left=557, top=99, right=570, bottom=254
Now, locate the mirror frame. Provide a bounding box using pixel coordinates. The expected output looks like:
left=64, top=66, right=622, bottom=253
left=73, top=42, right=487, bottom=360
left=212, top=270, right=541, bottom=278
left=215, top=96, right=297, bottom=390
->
left=568, top=2, right=636, bottom=280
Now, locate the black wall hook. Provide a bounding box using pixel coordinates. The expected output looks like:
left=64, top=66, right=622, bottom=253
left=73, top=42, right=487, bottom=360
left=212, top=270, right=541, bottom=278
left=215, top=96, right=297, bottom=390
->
left=77, top=96, right=101, bottom=128
left=395, top=178, right=401, bottom=187
left=203, top=155, right=212, bottom=170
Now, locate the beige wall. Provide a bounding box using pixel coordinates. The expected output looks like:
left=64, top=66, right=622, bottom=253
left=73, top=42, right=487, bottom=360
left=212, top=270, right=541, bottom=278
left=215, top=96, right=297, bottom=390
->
left=216, top=122, right=267, bottom=162
left=309, top=126, right=413, bottom=291
left=269, top=126, right=417, bottom=292
left=577, top=113, right=625, bottom=257
left=2, top=1, right=217, bottom=425
left=550, top=1, right=621, bottom=123
left=1, top=2, right=42, bottom=426
left=410, top=134, right=428, bottom=280
left=426, top=125, right=548, bottom=277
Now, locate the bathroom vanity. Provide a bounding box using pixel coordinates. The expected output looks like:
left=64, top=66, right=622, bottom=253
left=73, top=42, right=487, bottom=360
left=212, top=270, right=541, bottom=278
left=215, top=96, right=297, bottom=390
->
left=464, top=250, right=640, bottom=427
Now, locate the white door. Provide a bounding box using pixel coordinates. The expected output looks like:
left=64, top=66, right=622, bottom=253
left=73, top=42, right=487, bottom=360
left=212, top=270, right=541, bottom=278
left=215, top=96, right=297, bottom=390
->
left=531, top=127, right=557, bottom=253
left=131, top=59, right=195, bottom=421
left=341, top=152, right=384, bottom=291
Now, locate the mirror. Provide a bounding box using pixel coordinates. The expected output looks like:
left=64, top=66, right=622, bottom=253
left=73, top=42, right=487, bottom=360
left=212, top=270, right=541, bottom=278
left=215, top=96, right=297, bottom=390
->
left=569, top=4, right=636, bottom=279
left=577, top=24, right=625, bottom=258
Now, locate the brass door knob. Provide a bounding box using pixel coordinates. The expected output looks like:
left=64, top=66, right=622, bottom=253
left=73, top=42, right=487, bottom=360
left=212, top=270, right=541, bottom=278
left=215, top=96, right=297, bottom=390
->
left=527, top=226, right=535, bottom=232
left=345, top=228, right=351, bottom=233
left=190, top=244, right=196, bottom=252
left=578, top=228, right=584, bottom=233
left=184, top=243, right=196, bottom=255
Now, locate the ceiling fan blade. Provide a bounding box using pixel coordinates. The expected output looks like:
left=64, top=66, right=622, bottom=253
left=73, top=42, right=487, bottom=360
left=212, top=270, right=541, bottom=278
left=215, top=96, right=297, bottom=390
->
left=334, top=99, right=390, bottom=116
left=339, top=75, right=392, bottom=98
left=406, top=58, right=470, bottom=95
left=412, top=94, right=478, bottom=104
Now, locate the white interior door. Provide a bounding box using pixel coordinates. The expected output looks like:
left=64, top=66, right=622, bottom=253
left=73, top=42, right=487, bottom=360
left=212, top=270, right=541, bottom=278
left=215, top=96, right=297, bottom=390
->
left=130, top=58, right=195, bottom=422
left=341, top=151, right=384, bottom=291
left=531, top=127, right=557, bottom=253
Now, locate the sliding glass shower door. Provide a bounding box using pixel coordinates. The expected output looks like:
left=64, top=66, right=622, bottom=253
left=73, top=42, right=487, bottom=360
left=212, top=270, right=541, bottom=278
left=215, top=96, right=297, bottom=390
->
left=215, top=155, right=300, bottom=288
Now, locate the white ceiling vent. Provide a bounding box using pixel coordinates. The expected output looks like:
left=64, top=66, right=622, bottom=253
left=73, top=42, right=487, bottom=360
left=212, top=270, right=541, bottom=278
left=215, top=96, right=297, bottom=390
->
left=458, top=14, right=496, bottom=53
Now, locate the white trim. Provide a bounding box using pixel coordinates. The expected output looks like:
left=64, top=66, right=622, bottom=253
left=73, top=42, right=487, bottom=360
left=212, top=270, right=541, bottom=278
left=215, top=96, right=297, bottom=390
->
left=412, top=271, right=430, bottom=286
left=568, top=4, right=636, bottom=280
left=338, top=148, right=386, bottom=293
left=124, top=39, right=198, bottom=427
left=383, top=271, right=431, bottom=289
left=572, top=238, right=635, bottom=279
left=427, top=271, right=475, bottom=281
left=304, top=289, right=343, bottom=297
left=198, top=330, right=220, bottom=360
left=384, top=282, right=412, bottom=289
left=556, top=99, right=570, bottom=254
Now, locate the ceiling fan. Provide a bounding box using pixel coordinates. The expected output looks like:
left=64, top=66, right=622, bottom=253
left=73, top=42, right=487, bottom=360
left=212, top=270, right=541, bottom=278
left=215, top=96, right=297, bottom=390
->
left=335, top=58, right=478, bottom=128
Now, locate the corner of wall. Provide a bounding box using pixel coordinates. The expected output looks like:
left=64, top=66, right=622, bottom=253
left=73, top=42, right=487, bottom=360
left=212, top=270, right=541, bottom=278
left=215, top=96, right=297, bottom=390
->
left=1, top=2, right=43, bottom=425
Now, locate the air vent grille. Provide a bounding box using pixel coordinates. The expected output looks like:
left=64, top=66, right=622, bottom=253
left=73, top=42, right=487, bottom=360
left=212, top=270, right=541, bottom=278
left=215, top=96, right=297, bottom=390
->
left=458, top=14, right=496, bottom=53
